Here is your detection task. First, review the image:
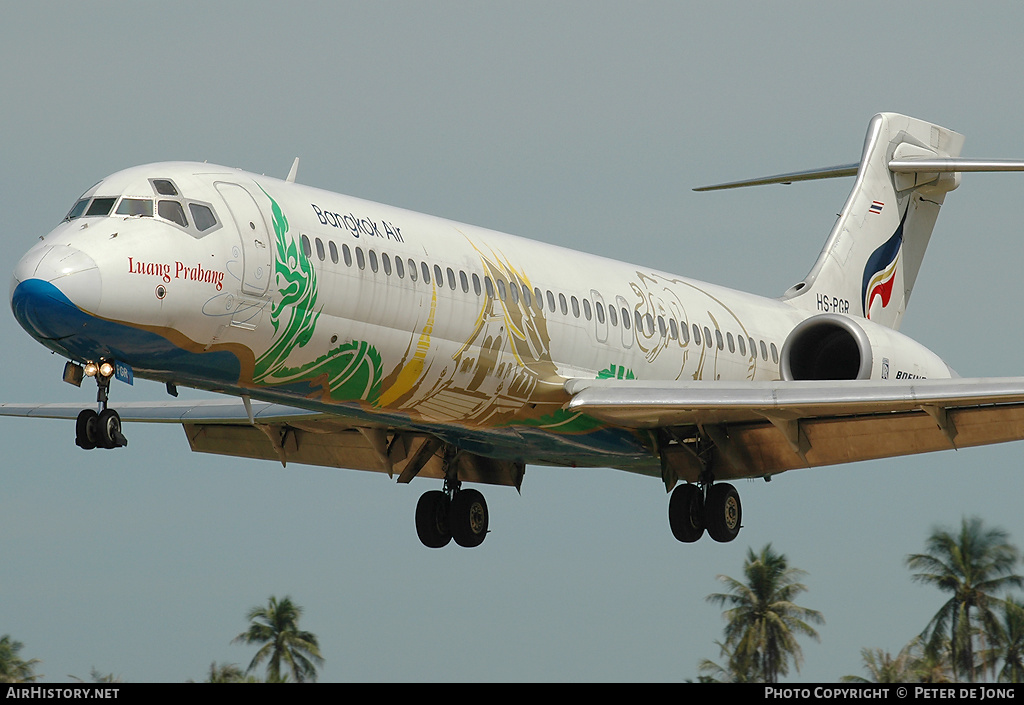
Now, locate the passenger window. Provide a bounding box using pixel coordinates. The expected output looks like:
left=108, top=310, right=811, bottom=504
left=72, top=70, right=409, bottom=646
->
left=596, top=301, right=605, bottom=323
left=644, top=313, right=654, bottom=335
left=583, top=299, right=592, bottom=321
left=460, top=271, right=469, bottom=293
left=634, top=310, right=643, bottom=332
left=534, top=288, right=543, bottom=309
left=472, top=273, right=481, bottom=296
left=727, top=332, right=735, bottom=353
left=509, top=281, right=519, bottom=303
left=738, top=335, right=746, bottom=356
left=409, top=259, right=418, bottom=282
left=760, top=340, right=768, bottom=360
left=395, top=257, right=405, bottom=278
left=749, top=337, right=757, bottom=358
left=382, top=253, right=392, bottom=275
left=343, top=244, right=352, bottom=267
left=680, top=322, right=690, bottom=344
left=433, top=265, right=443, bottom=285
left=497, top=279, right=507, bottom=301
left=714, top=329, right=723, bottom=350
left=485, top=277, right=494, bottom=298
left=571, top=296, right=580, bottom=318
left=315, top=238, right=326, bottom=261
left=301, top=234, right=312, bottom=259
left=658, top=316, right=666, bottom=337
left=446, top=267, right=457, bottom=291
left=560, top=294, right=569, bottom=316
left=116, top=198, right=153, bottom=217
left=622, top=308, right=631, bottom=329
left=158, top=200, right=187, bottom=227
left=189, top=203, right=217, bottom=231
left=329, top=241, right=339, bottom=265
left=669, top=319, right=678, bottom=339
left=369, top=250, right=378, bottom=273
left=356, top=248, right=365, bottom=270
left=421, top=262, right=430, bottom=283
left=87, top=197, right=117, bottom=217
left=522, top=285, right=531, bottom=307
left=151, top=179, right=179, bottom=196
left=771, top=343, right=779, bottom=363
left=609, top=306, right=617, bottom=326
left=704, top=327, right=713, bottom=347
left=692, top=324, right=701, bottom=346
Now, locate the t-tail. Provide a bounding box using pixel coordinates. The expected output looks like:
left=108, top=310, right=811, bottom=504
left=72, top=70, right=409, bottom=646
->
left=697, top=112, right=1024, bottom=330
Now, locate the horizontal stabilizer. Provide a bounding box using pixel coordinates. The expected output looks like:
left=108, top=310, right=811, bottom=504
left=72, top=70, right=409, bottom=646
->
left=695, top=158, right=1024, bottom=191
left=693, top=163, right=858, bottom=191
left=888, top=157, right=1024, bottom=172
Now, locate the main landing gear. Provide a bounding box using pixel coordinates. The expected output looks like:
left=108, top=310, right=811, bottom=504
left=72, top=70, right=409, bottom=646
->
left=668, top=481, right=742, bottom=543
left=415, top=478, right=489, bottom=549
left=74, top=360, right=127, bottom=450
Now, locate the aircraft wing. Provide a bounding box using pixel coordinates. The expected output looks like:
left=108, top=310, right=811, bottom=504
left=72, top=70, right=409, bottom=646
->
left=564, top=377, right=1024, bottom=484
left=0, top=399, right=324, bottom=424
left=0, top=399, right=521, bottom=487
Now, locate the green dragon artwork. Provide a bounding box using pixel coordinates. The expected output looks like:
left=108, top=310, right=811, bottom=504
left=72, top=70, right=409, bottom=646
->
left=252, top=187, right=383, bottom=404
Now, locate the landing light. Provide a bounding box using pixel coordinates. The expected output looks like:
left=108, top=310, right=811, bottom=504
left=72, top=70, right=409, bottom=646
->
left=84, top=362, right=98, bottom=377
left=99, top=362, right=114, bottom=378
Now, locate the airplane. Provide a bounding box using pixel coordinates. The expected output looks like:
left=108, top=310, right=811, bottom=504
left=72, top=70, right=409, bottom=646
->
left=7, top=112, right=1024, bottom=549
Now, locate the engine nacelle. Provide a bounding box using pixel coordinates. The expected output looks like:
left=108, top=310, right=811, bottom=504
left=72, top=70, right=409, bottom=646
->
left=779, top=314, right=953, bottom=381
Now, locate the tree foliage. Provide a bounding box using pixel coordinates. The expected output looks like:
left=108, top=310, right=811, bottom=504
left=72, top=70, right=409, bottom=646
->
left=0, top=635, right=41, bottom=683
left=233, top=595, right=324, bottom=683
left=907, top=517, right=1023, bottom=682
left=705, top=544, right=824, bottom=682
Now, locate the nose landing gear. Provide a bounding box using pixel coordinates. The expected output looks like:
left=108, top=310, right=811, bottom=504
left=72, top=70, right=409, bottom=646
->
left=73, top=360, right=127, bottom=450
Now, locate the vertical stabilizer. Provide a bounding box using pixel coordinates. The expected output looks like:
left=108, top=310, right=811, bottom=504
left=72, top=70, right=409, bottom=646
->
left=781, top=113, right=965, bottom=330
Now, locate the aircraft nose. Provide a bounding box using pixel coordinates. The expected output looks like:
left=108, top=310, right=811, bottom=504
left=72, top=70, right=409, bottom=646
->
left=10, top=245, right=102, bottom=341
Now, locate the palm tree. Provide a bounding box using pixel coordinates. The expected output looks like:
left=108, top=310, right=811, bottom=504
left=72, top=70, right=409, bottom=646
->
left=983, top=596, right=1024, bottom=683
left=706, top=544, right=824, bottom=682
left=0, top=635, right=41, bottom=683
left=233, top=595, right=324, bottom=683
left=697, top=640, right=751, bottom=683
left=841, top=644, right=918, bottom=683
left=906, top=517, right=1023, bottom=682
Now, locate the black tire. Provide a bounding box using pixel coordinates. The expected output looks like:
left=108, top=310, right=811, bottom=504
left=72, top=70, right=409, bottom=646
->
left=668, top=483, right=705, bottom=542
left=415, top=490, right=452, bottom=548
left=705, top=483, right=742, bottom=543
left=450, top=488, right=488, bottom=548
left=97, top=408, right=124, bottom=449
left=75, top=409, right=98, bottom=450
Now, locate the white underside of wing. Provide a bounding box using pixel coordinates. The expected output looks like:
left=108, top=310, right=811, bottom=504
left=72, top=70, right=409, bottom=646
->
left=0, top=399, right=325, bottom=424
left=565, top=377, right=1024, bottom=481
left=565, top=377, right=1024, bottom=427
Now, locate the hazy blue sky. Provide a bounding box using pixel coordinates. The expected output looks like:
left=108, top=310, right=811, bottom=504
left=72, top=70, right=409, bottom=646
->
left=2, top=1, right=1023, bottom=682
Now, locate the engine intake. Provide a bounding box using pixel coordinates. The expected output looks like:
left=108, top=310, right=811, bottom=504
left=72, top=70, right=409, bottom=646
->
left=780, top=314, right=873, bottom=381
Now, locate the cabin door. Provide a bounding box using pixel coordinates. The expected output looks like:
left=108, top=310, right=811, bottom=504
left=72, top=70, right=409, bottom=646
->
left=215, top=182, right=273, bottom=298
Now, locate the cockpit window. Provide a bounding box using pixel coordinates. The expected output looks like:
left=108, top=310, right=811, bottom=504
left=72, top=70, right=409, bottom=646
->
left=188, top=203, right=217, bottom=232
left=65, top=198, right=90, bottom=221
left=158, top=200, right=188, bottom=227
left=85, top=197, right=117, bottom=217
left=151, top=179, right=179, bottom=196
left=115, top=198, right=154, bottom=217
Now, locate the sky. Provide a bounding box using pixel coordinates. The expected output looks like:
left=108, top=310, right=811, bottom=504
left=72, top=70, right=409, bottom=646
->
left=2, top=1, right=1023, bottom=683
